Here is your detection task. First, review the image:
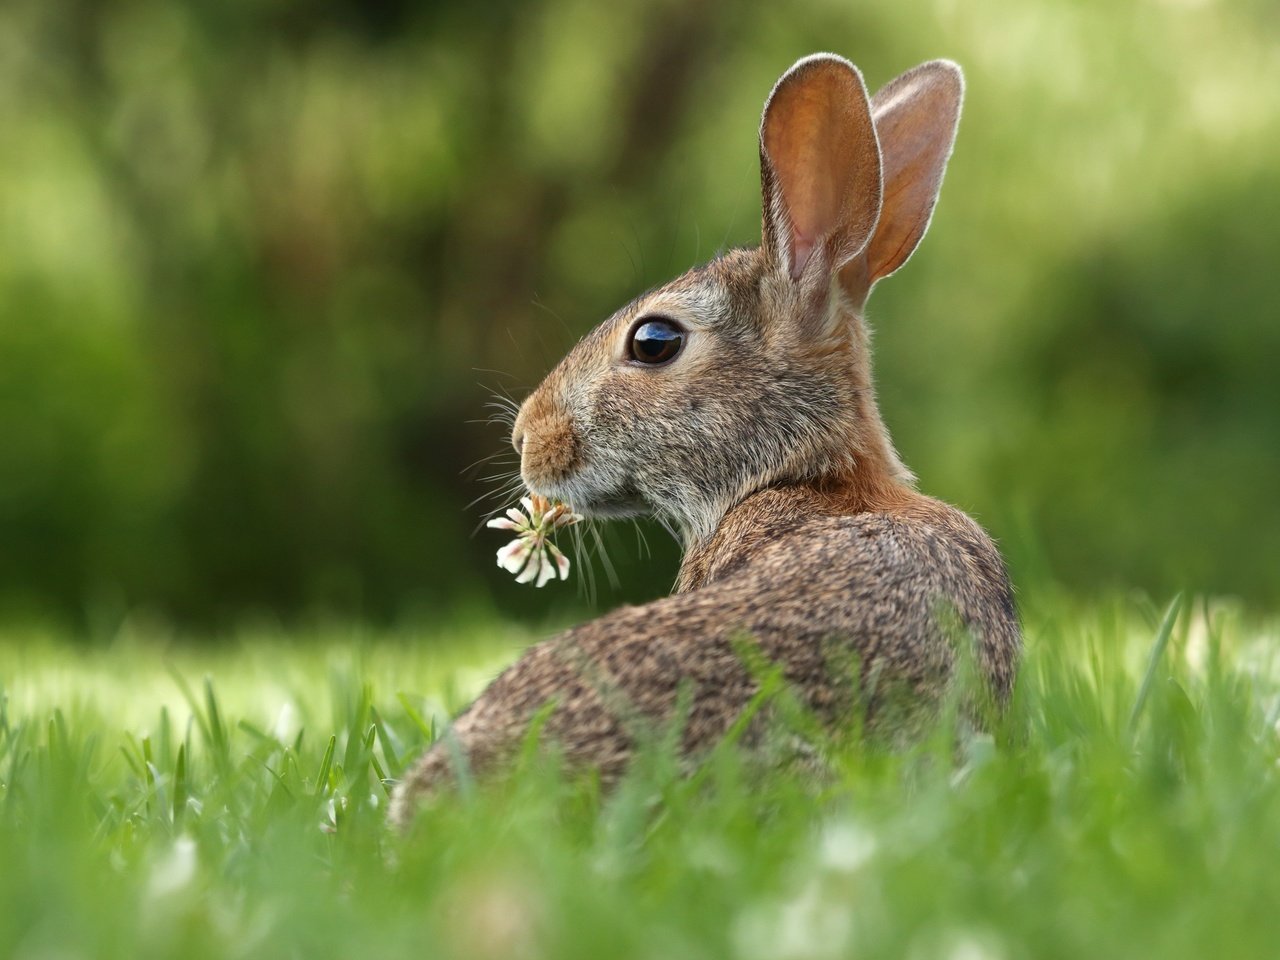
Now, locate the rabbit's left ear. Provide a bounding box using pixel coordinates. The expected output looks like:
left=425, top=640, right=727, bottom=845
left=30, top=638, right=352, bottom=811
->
left=760, top=55, right=882, bottom=285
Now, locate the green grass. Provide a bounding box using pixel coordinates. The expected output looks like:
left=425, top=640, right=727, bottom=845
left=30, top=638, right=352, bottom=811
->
left=1, top=594, right=1277, bottom=960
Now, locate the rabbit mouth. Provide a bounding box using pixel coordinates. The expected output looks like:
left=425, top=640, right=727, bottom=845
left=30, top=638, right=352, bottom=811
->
left=580, top=492, right=647, bottom=518
left=530, top=474, right=647, bottom=520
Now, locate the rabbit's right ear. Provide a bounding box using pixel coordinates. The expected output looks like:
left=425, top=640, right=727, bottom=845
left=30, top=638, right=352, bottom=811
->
left=759, top=55, right=883, bottom=289
left=842, top=60, right=964, bottom=298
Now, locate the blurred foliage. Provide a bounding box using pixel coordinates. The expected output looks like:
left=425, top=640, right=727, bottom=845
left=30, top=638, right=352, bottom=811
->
left=0, top=0, right=1277, bottom=627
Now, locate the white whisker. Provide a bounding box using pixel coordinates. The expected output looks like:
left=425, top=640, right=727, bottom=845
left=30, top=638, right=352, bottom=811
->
left=589, top=522, right=620, bottom=591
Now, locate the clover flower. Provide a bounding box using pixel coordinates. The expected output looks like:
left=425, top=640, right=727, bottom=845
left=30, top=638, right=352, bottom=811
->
left=487, top=494, right=582, bottom=587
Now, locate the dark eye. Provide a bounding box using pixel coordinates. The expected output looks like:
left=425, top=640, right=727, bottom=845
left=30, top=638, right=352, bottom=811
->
left=628, top=318, right=685, bottom=365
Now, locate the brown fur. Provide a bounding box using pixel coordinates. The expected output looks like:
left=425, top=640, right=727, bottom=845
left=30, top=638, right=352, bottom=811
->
left=390, top=54, right=1021, bottom=829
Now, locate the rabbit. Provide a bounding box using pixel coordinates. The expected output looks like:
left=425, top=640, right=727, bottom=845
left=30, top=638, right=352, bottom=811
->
left=390, top=54, right=1021, bottom=829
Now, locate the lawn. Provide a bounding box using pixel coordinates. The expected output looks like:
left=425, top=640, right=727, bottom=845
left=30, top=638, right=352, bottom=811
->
left=1, top=594, right=1277, bottom=960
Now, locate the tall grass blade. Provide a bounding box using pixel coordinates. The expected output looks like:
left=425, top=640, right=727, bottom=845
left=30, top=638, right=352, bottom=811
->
left=315, top=735, right=336, bottom=798
left=174, top=743, right=188, bottom=826
left=1128, top=593, right=1184, bottom=737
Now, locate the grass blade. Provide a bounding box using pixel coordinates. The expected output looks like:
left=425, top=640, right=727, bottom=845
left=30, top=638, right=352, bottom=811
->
left=314, top=735, right=336, bottom=798
left=173, top=743, right=188, bottom=826
left=369, top=706, right=402, bottom=778
left=1128, top=593, right=1184, bottom=737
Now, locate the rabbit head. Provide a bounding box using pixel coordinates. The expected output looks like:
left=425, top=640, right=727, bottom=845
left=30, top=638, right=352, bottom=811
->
left=511, top=56, right=964, bottom=546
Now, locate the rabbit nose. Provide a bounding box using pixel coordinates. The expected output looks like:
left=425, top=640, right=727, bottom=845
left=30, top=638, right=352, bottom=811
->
left=512, top=402, right=531, bottom=456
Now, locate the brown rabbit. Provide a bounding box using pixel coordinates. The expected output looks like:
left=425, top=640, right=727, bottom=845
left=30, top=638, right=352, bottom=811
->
left=390, top=54, right=1021, bottom=828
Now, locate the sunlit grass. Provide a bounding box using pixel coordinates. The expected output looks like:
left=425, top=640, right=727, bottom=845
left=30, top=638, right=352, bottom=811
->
left=1, top=594, right=1277, bottom=959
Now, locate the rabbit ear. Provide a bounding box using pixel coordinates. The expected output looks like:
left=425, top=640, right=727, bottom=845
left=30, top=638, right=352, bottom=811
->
left=760, top=55, right=882, bottom=284
left=854, top=60, right=963, bottom=289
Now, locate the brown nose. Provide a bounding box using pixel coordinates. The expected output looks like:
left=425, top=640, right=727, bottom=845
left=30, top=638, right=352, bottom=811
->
left=508, top=391, right=580, bottom=486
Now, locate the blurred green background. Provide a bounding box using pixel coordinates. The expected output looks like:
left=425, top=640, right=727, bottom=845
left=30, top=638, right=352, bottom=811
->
left=1, top=0, right=1277, bottom=629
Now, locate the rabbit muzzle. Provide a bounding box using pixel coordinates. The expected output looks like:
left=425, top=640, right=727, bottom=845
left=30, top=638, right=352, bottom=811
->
left=513, top=390, right=579, bottom=483
left=511, top=387, right=649, bottom=517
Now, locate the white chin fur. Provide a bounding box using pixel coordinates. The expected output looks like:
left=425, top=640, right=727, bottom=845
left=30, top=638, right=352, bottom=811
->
left=523, top=469, right=644, bottom=519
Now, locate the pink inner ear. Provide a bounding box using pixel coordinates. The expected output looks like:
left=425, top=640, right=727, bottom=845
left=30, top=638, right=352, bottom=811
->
left=770, top=97, right=845, bottom=279
left=791, top=230, right=815, bottom=279
left=862, top=61, right=963, bottom=285
left=761, top=57, right=882, bottom=283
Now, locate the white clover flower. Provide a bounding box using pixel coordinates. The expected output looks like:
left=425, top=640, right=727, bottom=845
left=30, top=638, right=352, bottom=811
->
left=487, top=494, right=582, bottom=587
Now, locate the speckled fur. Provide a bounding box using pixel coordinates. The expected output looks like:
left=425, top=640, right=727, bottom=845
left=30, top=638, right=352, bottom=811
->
left=390, top=55, right=1021, bottom=829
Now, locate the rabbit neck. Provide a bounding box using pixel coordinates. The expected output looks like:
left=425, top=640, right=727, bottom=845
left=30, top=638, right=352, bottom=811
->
left=674, top=448, right=915, bottom=595
left=672, top=294, right=916, bottom=592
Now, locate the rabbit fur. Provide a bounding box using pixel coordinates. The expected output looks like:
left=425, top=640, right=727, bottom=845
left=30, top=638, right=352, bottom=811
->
left=390, top=54, right=1021, bottom=829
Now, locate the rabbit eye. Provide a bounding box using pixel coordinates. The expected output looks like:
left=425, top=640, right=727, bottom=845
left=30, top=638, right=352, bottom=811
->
left=628, top=318, right=684, bottom=365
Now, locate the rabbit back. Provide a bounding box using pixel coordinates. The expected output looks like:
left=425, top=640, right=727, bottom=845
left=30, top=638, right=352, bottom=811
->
left=390, top=487, right=1017, bottom=827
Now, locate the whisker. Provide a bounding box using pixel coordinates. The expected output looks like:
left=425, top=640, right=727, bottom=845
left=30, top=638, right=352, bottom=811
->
left=569, top=524, right=597, bottom=607
left=632, top=518, right=652, bottom=560
left=485, top=473, right=527, bottom=499
left=467, top=486, right=526, bottom=514
left=589, top=521, right=621, bottom=591
left=465, top=477, right=526, bottom=516
left=482, top=396, right=520, bottom=414
left=654, top=513, right=680, bottom=544
left=462, top=450, right=517, bottom=476
left=625, top=210, right=647, bottom=279
left=531, top=297, right=577, bottom=345
left=471, top=367, right=522, bottom=381
left=480, top=410, right=518, bottom=430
